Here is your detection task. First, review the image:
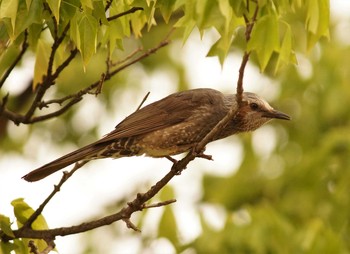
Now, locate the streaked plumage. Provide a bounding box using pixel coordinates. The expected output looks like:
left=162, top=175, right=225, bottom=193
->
left=23, top=88, right=290, bottom=182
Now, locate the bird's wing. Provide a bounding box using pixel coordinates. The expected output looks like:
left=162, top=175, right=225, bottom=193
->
left=96, top=88, right=224, bottom=144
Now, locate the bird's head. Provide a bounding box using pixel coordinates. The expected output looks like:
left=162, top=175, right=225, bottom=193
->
left=239, top=92, right=290, bottom=131
left=226, top=92, right=290, bottom=133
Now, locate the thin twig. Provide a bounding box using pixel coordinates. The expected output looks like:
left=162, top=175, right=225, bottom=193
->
left=40, top=37, right=169, bottom=109
left=21, top=161, right=89, bottom=229
left=28, top=96, right=82, bottom=123
left=110, top=47, right=143, bottom=67
left=122, top=218, right=141, bottom=232
left=136, top=92, right=150, bottom=111
left=105, top=0, right=114, bottom=11
left=0, top=93, right=9, bottom=117
left=107, top=7, right=144, bottom=22
left=0, top=31, right=29, bottom=89
left=142, top=199, right=177, bottom=209
left=236, top=4, right=259, bottom=104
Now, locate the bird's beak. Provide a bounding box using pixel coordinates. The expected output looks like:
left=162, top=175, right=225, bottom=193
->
left=263, top=109, right=291, bottom=120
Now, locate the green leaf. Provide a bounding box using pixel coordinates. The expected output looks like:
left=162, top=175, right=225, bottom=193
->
left=11, top=198, right=49, bottom=229
left=174, top=0, right=196, bottom=43
left=207, top=36, right=232, bottom=65
left=0, top=0, right=19, bottom=31
left=14, top=0, right=43, bottom=38
left=306, top=0, right=329, bottom=49
left=27, top=23, right=43, bottom=49
left=11, top=199, right=51, bottom=252
left=228, top=0, right=246, bottom=17
left=81, top=0, right=93, bottom=9
left=0, top=44, right=19, bottom=78
left=158, top=206, right=178, bottom=244
left=77, top=13, right=98, bottom=66
left=60, top=0, right=80, bottom=21
left=93, top=0, right=108, bottom=25
left=247, top=14, right=280, bottom=71
left=158, top=186, right=177, bottom=244
left=157, top=0, right=177, bottom=23
left=196, top=0, right=219, bottom=30
left=46, top=0, right=61, bottom=22
left=175, top=14, right=196, bottom=44
left=25, top=0, right=32, bottom=9
left=275, top=22, right=297, bottom=73
left=0, top=214, right=14, bottom=237
left=1, top=241, right=18, bottom=254
left=147, top=0, right=157, bottom=31
left=33, top=38, right=51, bottom=89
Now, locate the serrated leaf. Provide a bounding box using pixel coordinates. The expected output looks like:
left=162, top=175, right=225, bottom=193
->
left=77, top=13, right=98, bottom=66
left=46, top=0, right=61, bottom=22
left=174, top=0, right=196, bottom=43
left=207, top=36, right=231, bottom=65
left=147, top=0, right=157, bottom=31
left=228, top=0, right=246, bottom=17
left=175, top=17, right=196, bottom=44
left=33, top=38, right=51, bottom=89
left=93, top=0, right=108, bottom=25
left=157, top=0, right=176, bottom=23
left=0, top=0, right=19, bottom=31
left=247, top=14, right=280, bottom=71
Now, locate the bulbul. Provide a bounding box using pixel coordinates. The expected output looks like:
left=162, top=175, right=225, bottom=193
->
left=23, top=88, right=290, bottom=182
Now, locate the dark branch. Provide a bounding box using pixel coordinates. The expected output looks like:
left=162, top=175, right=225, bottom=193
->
left=236, top=4, right=259, bottom=104
left=105, top=0, right=114, bottom=11
left=27, top=96, right=82, bottom=123
left=136, top=92, right=150, bottom=111
left=0, top=31, right=29, bottom=89
left=107, top=7, right=144, bottom=22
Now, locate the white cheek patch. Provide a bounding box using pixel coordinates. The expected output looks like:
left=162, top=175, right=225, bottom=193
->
left=261, top=100, right=274, bottom=111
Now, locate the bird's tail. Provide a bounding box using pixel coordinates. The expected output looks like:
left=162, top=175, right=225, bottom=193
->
left=22, top=143, right=102, bottom=182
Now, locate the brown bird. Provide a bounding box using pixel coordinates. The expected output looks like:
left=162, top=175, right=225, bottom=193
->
left=23, top=88, right=290, bottom=182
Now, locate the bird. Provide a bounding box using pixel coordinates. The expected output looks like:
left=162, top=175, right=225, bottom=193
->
left=23, top=88, right=290, bottom=182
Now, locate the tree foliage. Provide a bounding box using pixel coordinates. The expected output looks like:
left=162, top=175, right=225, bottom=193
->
left=0, top=0, right=338, bottom=253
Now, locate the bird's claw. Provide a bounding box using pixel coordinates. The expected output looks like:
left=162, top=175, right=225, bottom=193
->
left=165, top=156, right=178, bottom=163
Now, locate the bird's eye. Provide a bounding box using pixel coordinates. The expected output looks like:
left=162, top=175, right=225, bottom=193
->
left=250, top=102, right=259, bottom=110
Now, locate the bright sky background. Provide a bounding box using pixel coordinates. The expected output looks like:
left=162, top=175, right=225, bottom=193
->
left=1, top=1, right=349, bottom=253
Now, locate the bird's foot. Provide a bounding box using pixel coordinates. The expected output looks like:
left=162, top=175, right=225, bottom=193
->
left=165, top=156, right=178, bottom=164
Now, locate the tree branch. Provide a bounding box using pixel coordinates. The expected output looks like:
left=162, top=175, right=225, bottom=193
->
left=0, top=30, right=29, bottom=89
left=0, top=2, right=260, bottom=247
left=107, top=7, right=144, bottom=22
left=21, top=162, right=89, bottom=230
